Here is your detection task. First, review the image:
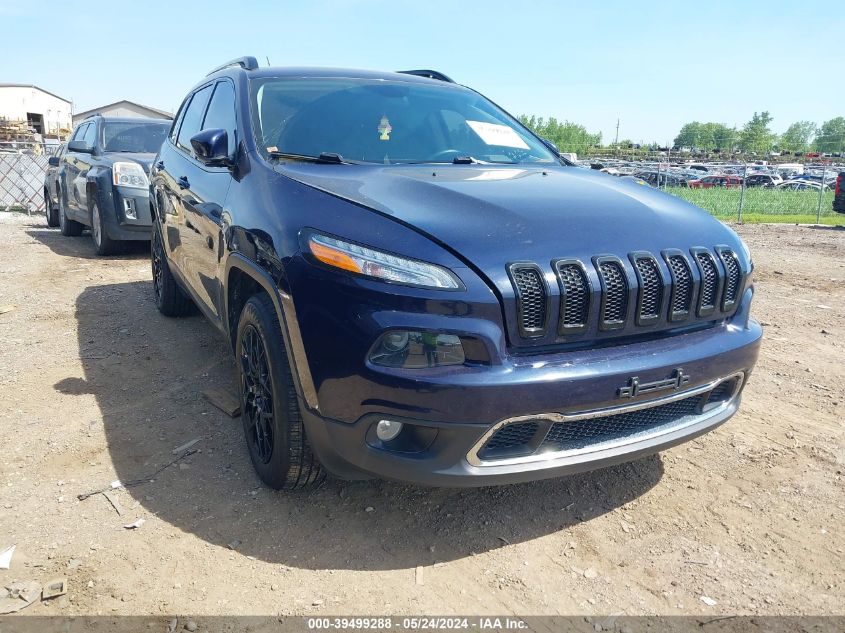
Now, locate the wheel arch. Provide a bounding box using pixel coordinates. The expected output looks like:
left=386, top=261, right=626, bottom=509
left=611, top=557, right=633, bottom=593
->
left=224, top=253, right=319, bottom=411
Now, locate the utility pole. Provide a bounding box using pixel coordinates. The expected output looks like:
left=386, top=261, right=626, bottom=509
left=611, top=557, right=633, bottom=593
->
left=614, top=118, right=620, bottom=147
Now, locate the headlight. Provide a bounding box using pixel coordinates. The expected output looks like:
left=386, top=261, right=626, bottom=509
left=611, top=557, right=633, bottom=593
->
left=307, top=233, right=461, bottom=289
left=369, top=330, right=465, bottom=368
left=112, top=162, right=149, bottom=189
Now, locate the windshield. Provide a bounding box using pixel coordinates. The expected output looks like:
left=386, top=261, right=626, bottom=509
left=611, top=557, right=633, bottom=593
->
left=251, top=77, right=557, bottom=165
left=101, top=121, right=169, bottom=153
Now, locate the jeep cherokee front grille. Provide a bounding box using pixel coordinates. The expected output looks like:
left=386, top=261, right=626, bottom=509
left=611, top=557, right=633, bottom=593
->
left=692, top=248, right=721, bottom=317
left=631, top=254, right=663, bottom=325
left=597, top=258, right=629, bottom=330
left=508, top=264, right=548, bottom=337
left=555, top=260, right=590, bottom=332
left=716, top=246, right=741, bottom=310
left=666, top=253, right=694, bottom=320
left=507, top=246, right=745, bottom=342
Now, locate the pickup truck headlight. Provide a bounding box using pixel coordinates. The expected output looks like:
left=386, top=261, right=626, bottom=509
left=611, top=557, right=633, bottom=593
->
left=369, top=330, right=465, bottom=368
left=307, top=233, right=461, bottom=289
left=112, top=162, right=149, bottom=189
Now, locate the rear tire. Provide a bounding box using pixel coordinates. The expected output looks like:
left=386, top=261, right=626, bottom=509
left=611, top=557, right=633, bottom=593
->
left=236, top=294, right=325, bottom=490
left=151, top=226, right=194, bottom=317
left=58, top=192, right=83, bottom=237
left=45, top=188, right=59, bottom=227
left=91, top=201, right=119, bottom=255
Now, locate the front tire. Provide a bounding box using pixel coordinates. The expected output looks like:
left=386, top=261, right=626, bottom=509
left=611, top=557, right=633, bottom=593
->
left=91, top=201, right=119, bottom=255
left=58, top=191, right=83, bottom=237
left=236, top=294, right=325, bottom=490
left=151, top=226, right=193, bottom=317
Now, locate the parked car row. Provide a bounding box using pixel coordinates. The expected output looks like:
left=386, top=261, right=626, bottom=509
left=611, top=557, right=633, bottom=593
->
left=44, top=115, right=170, bottom=253
left=42, top=58, right=761, bottom=491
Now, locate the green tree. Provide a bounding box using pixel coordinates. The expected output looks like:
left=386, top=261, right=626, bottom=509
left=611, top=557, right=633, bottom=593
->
left=703, top=123, right=736, bottom=151
left=814, top=117, right=845, bottom=153
left=738, top=111, right=776, bottom=154
left=778, top=121, right=816, bottom=153
left=518, top=115, right=602, bottom=153
left=674, top=122, right=704, bottom=149
left=673, top=122, right=736, bottom=151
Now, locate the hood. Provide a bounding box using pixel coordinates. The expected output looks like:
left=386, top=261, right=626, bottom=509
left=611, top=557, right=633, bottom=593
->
left=277, top=162, right=749, bottom=348
left=105, top=152, right=155, bottom=173
left=277, top=162, right=743, bottom=273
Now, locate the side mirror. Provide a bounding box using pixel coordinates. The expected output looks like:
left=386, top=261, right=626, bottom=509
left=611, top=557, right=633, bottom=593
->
left=67, top=140, right=94, bottom=154
left=541, top=137, right=560, bottom=155
left=48, top=156, right=60, bottom=167
left=190, top=129, right=230, bottom=165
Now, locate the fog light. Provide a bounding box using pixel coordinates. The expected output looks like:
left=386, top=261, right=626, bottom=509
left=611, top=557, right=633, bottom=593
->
left=376, top=419, right=404, bottom=442
left=123, top=198, right=137, bottom=220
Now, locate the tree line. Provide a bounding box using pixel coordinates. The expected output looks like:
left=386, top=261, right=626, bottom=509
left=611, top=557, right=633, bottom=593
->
left=519, top=112, right=845, bottom=154
left=673, top=114, right=845, bottom=154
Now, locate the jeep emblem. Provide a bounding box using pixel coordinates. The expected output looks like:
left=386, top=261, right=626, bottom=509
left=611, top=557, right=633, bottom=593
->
left=617, top=368, right=690, bottom=399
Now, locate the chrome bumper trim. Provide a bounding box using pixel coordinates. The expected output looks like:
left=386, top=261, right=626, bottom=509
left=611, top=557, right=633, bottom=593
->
left=466, top=372, right=745, bottom=467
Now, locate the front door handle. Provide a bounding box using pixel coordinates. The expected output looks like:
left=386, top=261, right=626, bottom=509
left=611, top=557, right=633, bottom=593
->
left=177, top=176, right=189, bottom=190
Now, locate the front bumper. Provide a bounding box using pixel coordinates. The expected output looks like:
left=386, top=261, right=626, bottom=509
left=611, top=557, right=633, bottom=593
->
left=303, top=371, right=748, bottom=487
left=98, top=186, right=152, bottom=241
left=299, top=288, right=761, bottom=487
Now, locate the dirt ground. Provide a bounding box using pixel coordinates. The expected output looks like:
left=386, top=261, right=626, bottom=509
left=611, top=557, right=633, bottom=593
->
left=0, top=212, right=842, bottom=623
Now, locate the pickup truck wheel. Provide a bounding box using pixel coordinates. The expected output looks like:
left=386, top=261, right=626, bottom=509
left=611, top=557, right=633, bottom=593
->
left=58, top=192, right=83, bottom=237
left=91, top=201, right=119, bottom=255
left=236, top=294, right=325, bottom=490
left=151, top=226, right=193, bottom=317
left=45, top=188, right=59, bottom=227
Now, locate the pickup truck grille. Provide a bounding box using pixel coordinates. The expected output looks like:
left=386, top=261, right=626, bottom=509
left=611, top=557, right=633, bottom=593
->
left=507, top=246, right=745, bottom=342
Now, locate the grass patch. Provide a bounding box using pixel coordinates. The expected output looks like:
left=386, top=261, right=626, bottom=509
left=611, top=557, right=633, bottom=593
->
left=664, top=187, right=844, bottom=225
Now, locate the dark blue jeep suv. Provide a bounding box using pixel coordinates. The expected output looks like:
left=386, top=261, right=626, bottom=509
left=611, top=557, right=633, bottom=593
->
left=150, top=57, right=761, bottom=489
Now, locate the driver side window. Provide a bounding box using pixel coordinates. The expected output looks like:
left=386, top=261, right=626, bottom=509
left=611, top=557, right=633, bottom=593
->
left=82, top=122, right=97, bottom=147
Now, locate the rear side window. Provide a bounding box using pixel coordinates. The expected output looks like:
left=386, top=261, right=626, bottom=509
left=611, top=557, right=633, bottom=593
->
left=176, top=84, right=213, bottom=154
left=201, top=81, right=236, bottom=154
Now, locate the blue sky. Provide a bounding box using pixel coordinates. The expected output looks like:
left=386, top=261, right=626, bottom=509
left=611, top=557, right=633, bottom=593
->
left=1, top=0, right=842, bottom=145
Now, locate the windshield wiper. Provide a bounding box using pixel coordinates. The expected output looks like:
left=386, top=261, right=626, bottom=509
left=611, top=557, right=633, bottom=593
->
left=452, top=155, right=480, bottom=164
left=268, top=151, right=349, bottom=164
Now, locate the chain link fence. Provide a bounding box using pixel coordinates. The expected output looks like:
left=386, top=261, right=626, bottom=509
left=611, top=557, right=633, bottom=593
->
left=586, top=159, right=843, bottom=225
left=0, top=143, right=60, bottom=214
left=1, top=144, right=842, bottom=225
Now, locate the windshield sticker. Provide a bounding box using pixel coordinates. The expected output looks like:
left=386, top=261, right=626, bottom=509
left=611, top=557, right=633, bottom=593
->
left=378, top=115, right=392, bottom=141
left=466, top=121, right=529, bottom=149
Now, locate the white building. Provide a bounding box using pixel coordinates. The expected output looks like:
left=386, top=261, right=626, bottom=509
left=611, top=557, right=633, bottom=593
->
left=0, top=84, right=72, bottom=137
left=73, top=100, right=172, bottom=126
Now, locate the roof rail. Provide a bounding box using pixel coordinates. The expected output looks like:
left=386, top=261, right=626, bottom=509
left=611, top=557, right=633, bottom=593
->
left=207, top=56, right=259, bottom=76
left=397, top=69, right=455, bottom=83
left=83, top=112, right=103, bottom=120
